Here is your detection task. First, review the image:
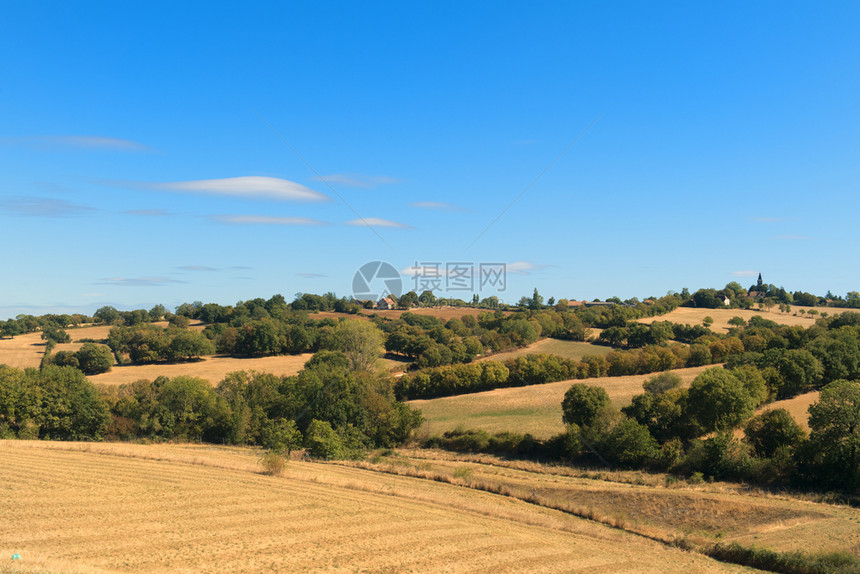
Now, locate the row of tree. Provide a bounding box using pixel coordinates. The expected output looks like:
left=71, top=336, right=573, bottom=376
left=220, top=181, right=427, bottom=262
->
left=0, top=349, right=423, bottom=457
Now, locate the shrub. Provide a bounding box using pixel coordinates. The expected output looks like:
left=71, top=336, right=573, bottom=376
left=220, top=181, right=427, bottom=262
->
left=259, top=450, right=287, bottom=476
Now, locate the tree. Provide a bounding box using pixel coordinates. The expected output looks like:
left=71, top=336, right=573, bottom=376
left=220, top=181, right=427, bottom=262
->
left=74, top=343, right=113, bottom=375
left=744, top=409, right=805, bottom=458
left=702, top=316, right=714, bottom=328
left=562, top=384, right=610, bottom=427
left=94, top=306, right=121, bottom=325
left=686, top=368, right=756, bottom=434
left=333, top=320, right=384, bottom=371
left=529, top=288, right=544, bottom=310
left=807, top=380, right=860, bottom=490
left=643, top=371, right=682, bottom=395
left=397, top=291, right=419, bottom=309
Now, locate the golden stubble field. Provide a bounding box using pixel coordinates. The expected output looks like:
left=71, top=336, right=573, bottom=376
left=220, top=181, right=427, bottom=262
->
left=636, top=306, right=850, bottom=333
left=477, top=338, right=612, bottom=364
left=0, top=441, right=753, bottom=574
left=409, top=365, right=717, bottom=439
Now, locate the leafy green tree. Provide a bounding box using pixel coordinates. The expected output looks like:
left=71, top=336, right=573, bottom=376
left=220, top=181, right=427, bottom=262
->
left=562, top=384, right=610, bottom=427
left=806, top=380, right=860, bottom=490
left=598, top=418, right=659, bottom=468
left=74, top=343, right=113, bottom=375
left=744, top=409, right=805, bottom=458
left=168, top=330, right=215, bottom=361
left=643, top=371, right=682, bottom=395
left=260, top=418, right=302, bottom=454
left=41, top=326, right=70, bottom=344
left=333, top=320, right=384, bottom=371
left=686, top=368, right=756, bottom=434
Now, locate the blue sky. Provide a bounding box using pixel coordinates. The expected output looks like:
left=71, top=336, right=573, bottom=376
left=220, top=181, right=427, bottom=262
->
left=1, top=2, right=859, bottom=319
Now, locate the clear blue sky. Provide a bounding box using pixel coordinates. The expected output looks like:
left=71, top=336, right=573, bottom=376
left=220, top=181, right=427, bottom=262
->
left=2, top=2, right=859, bottom=319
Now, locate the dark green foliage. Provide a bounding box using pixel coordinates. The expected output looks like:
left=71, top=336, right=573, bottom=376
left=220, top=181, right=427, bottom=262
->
left=108, top=325, right=215, bottom=364
left=0, top=365, right=110, bottom=440
left=686, top=368, right=756, bottom=433
left=74, top=343, right=113, bottom=375
left=745, top=409, right=806, bottom=458
left=642, top=371, right=682, bottom=395
left=562, top=384, right=610, bottom=427
left=805, top=380, right=860, bottom=492
left=597, top=418, right=659, bottom=468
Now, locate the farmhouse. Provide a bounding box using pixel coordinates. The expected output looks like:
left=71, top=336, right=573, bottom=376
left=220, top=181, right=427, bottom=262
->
left=376, top=297, right=396, bottom=310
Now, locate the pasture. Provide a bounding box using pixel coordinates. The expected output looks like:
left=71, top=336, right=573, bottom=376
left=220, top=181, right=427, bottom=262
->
left=409, top=365, right=716, bottom=439
left=0, top=441, right=750, bottom=573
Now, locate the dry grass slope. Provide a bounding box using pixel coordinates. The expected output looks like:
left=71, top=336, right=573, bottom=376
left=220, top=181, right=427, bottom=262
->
left=478, top=338, right=612, bottom=363
left=637, top=306, right=851, bottom=333
left=0, top=441, right=747, bottom=573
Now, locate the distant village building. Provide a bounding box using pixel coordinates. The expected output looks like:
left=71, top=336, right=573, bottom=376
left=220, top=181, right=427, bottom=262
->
left=748, top=272, right=765, bottom=299
left=376, top=297, right=396, bottom=310
left=722, top=295, right=731, bottom=306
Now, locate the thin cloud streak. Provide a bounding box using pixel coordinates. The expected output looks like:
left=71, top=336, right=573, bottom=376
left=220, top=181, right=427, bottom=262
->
left=123, top=209, right=171, bottom=217
left=311, top=174, right=400, bottom=188
left=731, top=270, right=759, bottom=278
left=410, top=201, right=468, bottom=212
left=0, top=196, right=95, bottom=217
left=214, top=215, right=327, bottom=226
left=96, top=277, right=187, bottom=287
left=1, top=135, right=152, bottom=151
left=138, top=176, right=329, bottom=202
left=346, top=217, right=412, bottom=229
left=177, top=265, right=218, bottom=272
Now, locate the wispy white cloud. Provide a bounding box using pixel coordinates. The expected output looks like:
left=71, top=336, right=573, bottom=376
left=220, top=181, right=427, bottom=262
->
left=1, top=135, right=151, bottom=151
left=177, top=265, right=218, bottom=272
left=96, top=277, right=186, bottom=287
left=507, top=261, right=551, bottom=275
left=228, top=265, right=254, bottom=270
left=297, top=272, right=326, bottom=278
left=123, top=208, right=171, bottom=217
left=731, top=270, right=759, bottom=278
left=312, top=174, right=400, bottom=188
left=410, top=201, right=468, bottom=212
left=346, top=217, right=412, bottom=229
left=146, top=176, right=329, bottom=202
left=0, top=196, right=95, bottom=217
left=214, top=215, right=326, bottom=226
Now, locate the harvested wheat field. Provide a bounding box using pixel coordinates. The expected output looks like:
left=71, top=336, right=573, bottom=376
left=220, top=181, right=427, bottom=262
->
left=478, top=338, right=612, bottom=363
left=358, top=449, right=860, bottom=558
left=0, top=441, right=748, bottom=574
left=637, top=306, right=851, bottom=333
left=0, top=332, right=45, bottom=370
left=410, top=365, right=716, bottom=439
left=87, top=353, right=313, bottom=386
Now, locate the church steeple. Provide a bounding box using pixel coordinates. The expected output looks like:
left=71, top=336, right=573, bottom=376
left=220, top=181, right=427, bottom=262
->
left=757, top=273, right=763, bottom=288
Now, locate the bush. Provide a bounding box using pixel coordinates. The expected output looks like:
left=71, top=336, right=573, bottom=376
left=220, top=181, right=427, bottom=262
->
left=259, top=450, right=287, bottom=476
